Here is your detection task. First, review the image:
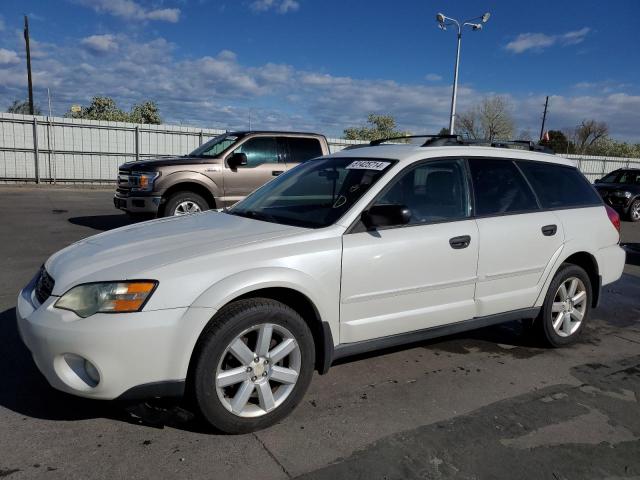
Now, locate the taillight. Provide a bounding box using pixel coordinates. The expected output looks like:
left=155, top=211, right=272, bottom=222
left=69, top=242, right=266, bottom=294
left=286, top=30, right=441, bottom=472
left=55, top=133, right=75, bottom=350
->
left=605, top=205, right=621, bottom=236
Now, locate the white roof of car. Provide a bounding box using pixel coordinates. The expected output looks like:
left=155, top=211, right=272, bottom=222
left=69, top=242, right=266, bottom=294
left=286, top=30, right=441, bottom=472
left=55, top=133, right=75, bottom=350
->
left=329, top=144, right=577, bottom=168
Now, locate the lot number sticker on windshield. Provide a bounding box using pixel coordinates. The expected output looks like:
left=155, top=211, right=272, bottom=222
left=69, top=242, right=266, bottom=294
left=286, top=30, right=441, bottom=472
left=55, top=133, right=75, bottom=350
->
left=346, top=160, right=391, bottom=171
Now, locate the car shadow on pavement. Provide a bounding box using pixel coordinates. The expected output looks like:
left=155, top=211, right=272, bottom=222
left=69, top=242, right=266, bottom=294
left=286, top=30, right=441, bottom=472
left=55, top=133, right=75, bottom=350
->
left=67, top=214, right=138, bottom=231
left=622, top=243, right=640, bottom=266
left=0, top=307, right=209, bottom=433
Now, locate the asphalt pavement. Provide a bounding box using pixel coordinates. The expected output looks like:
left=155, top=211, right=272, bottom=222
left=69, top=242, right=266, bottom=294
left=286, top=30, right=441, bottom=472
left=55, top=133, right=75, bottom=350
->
left=0, top=186, right=639, bottom=480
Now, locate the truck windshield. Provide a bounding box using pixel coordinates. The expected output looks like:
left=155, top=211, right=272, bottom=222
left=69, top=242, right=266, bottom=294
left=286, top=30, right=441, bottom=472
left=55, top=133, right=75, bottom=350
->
left=190, top=134, right=239, bottom=157
left=227, top=157, right=395, bottom=228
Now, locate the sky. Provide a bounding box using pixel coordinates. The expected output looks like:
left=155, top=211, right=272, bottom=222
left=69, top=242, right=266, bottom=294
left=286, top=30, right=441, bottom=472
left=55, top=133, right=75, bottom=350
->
left=1, top=0, right=639, bottom=140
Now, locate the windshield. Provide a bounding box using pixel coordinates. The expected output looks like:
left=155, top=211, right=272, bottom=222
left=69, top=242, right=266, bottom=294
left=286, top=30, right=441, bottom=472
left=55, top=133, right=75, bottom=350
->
left=601, top=170, right=640, bottom=185
left=189, top=134, right=240, bottom=157
left=227, top=157, right=395, bottom=228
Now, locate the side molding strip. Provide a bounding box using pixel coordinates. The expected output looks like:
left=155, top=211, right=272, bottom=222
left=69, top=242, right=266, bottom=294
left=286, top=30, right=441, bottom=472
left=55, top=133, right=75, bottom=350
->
left=330, top=307, right=540, bottom=363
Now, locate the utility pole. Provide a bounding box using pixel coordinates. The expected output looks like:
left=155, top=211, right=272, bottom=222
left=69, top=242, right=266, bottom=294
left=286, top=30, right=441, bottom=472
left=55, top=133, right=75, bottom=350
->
left=24, top=15, right=35, bottom=115
left=539, top=96, right=549, bottom=141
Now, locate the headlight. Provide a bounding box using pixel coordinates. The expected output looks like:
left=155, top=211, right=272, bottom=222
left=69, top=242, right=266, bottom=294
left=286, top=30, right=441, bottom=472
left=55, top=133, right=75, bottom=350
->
left=54, top=281, right=158, bottom=318
left=612, top=191, right=632, bottom=198
left=131, top=172, right=159, bottom=192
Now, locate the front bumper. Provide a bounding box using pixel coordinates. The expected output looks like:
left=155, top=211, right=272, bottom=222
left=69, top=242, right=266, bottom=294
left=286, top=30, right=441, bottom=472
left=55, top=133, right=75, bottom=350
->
left=114, top=193, right=161, bottom=214
left=16, top=275, right=216, bottom=400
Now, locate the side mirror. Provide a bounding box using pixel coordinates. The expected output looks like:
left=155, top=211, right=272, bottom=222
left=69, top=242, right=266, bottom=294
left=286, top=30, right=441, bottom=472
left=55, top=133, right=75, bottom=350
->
left=362, top=204, right=411, bottom=229
left=228, top=152, right=248, bottom=169
left=594, top=178, right=602, bottom=184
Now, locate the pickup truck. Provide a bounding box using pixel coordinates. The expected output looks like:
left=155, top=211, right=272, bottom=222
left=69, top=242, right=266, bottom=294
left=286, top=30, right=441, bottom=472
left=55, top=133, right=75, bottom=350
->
left=114, top=131, right=329, bottom=217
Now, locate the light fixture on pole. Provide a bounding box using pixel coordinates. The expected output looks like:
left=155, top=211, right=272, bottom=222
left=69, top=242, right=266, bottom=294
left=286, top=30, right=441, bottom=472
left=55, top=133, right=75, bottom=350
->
left=436, top=12, right=490, bottom=134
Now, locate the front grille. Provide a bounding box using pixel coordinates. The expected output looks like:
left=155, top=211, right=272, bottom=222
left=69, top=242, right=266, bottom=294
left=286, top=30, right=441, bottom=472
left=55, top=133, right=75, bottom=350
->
left=117, top=170, right=131, bottom=195
left=34, top=267, right=55, bottom=305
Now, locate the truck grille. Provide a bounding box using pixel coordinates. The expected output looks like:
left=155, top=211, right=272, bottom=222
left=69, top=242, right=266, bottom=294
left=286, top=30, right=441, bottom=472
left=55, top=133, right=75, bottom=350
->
left=117, top=170, right=131, bottom=195
left=35, top=267, right=55, bottom=305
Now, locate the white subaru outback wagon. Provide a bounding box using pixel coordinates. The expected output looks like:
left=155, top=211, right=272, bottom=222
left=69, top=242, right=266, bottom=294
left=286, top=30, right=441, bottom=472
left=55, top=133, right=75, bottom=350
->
left=17, top=140, right=625, bottom=433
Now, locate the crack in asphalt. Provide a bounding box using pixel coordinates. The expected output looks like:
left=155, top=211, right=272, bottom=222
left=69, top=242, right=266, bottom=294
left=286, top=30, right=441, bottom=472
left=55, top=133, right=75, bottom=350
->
left=253, top=432, right=292, bottom=479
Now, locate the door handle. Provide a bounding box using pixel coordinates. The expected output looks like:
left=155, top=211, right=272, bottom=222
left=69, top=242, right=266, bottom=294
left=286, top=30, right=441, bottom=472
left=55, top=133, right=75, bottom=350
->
left=541, top=224, right=557, bottom=236
left=272, top=170, right=284, bottom=176
left=449, top=235, right=471, bottom=249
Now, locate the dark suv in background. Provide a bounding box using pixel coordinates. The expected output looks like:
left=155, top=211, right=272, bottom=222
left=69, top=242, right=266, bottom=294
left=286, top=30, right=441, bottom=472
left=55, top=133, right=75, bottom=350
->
left=114, top=131, right=329, bottom=217
left=594, top=169, right=640, bottom=222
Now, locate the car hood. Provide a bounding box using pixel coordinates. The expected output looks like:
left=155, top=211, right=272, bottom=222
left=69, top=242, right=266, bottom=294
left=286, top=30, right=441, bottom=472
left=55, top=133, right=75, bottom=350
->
left=119, top=156, right=219, bottom=170
left=46, top=211, right=305, bottom=295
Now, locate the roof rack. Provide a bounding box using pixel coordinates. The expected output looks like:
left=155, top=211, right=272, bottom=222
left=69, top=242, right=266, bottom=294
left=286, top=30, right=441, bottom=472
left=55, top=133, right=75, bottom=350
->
left=366, top=134, right=555, bottom=154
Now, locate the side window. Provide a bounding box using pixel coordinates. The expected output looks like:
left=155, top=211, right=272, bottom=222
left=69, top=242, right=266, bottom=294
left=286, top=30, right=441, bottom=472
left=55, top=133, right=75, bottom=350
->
left=233, top=137, right=278, bottom=167
left=518, top=161, right=602, bottom=208
left=468, top=158, right=539, bottom=216
left=375, top=159, right=470, bottom=225
left=287, top=137, right=323, bottom=163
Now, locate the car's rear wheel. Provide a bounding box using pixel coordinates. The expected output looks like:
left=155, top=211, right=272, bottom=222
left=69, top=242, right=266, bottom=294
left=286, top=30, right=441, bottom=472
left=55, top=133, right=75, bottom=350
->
left=628, top=199, right=640, bottom=222
left=192, top=298, right=315, bottom=434
left=164, top=191, right=208, bottom=217
left=536, top=264, right=592, bottom=347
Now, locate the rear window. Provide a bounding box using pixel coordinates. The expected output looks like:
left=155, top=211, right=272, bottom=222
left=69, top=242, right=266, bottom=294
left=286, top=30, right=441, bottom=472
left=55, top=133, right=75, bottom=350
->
left=288, top=137, right=323, bottom=162
left=468, top=158, right=539, bottom=216
left=517, top=161, right=602, bottom=209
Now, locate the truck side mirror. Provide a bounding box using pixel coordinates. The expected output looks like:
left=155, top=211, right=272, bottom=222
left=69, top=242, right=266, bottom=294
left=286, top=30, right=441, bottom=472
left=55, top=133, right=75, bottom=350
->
left=228, top=152, right=248, bottom=169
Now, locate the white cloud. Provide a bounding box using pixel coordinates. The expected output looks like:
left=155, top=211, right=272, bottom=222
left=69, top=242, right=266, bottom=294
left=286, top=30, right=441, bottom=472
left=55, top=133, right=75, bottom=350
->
left=0, top=48, right=20, bottom=65
left=250, top=0, right=300, bottom=14
left=81, top=34, right=118, bottom=54
left=505, top=27, right=590, bottom=54
left=75, top=0, right=181, bottom=22
left=0, top=33, right=638, bottom=141
left=425, top=73, right=442, bottom=82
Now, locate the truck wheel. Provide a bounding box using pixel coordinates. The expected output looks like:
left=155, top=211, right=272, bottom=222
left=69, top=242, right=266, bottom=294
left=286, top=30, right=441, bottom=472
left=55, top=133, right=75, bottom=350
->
left=628, top=199, right=640, bottom=222
left=164, top=191, right=208, bottom=217
left=191, top=298, right=315, bottom=434
left=535, top=264, right=592, bottom=347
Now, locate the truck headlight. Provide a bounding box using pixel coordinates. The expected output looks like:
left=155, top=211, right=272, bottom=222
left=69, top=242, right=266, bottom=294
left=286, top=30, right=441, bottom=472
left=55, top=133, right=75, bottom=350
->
left=612, top=191, right=632, bottom=198
left=54, top=281, right=158, bottom=318
left=131, top=172, right=159, bottom=192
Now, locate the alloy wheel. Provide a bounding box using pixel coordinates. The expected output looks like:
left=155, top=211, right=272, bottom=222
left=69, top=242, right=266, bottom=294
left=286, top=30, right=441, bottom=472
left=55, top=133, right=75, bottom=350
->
left=551, top=277, right=587, bottom=337
left=174, top=200, right=202, bottom=215
left=215, top=323, right=301, bottom=418
left=631, top=201, right=640, bottom=221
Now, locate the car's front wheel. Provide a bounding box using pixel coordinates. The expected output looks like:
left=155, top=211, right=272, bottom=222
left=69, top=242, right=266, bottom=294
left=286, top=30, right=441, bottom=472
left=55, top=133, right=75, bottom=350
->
left=536, top=264, right=592, bottom=347
left=192, top=298, right=315, bottom=434
left=628, top=198, right=640, bottom=222
left=164, top=191, right=208, bottom=217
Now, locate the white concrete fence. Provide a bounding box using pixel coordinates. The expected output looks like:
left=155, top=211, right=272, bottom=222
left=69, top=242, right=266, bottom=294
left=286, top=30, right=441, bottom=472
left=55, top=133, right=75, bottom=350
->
left=1, top=112, right=638, bottom=184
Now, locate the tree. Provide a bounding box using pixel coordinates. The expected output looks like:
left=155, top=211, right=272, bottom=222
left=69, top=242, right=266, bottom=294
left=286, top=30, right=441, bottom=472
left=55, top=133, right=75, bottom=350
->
left=7, top=99, right=42, bottom=115
left=129, top=101, right=161, bottom=125
left=438, top=127, right=450, bottom=136
left=572, top=120, right=608, bottom=153
left=540, top=130, right=570, bottom=153
left=67, top=96, right=162, bottom=124
left=344, top=114, right=410, bottom=141
left=457, top=96, right=515, bottom=141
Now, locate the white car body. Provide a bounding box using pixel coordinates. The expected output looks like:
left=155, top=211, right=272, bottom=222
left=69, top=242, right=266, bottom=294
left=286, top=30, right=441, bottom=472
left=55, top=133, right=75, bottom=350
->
left=17, top=145, right=625, bottom=401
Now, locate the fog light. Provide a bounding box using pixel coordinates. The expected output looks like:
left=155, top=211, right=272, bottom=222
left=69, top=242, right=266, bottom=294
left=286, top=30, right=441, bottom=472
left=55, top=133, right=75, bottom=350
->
left=84, top=359, right=100, bottom=386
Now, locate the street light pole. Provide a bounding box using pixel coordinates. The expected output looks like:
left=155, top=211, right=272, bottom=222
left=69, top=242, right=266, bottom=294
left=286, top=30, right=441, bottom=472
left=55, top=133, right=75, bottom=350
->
left=436, top=12, right=490, bottom=135
left=449, top=31, right=462, bottom=134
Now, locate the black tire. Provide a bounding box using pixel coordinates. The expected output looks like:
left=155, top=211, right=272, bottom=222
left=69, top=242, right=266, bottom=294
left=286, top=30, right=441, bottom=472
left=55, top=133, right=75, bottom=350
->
left=191, top=298, right=315, bottom=434
left=627, top=199, right=640, bottom=222
left=535, top=264, right=592, bottom=347
left=163, top=191, right=209, bottom=217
